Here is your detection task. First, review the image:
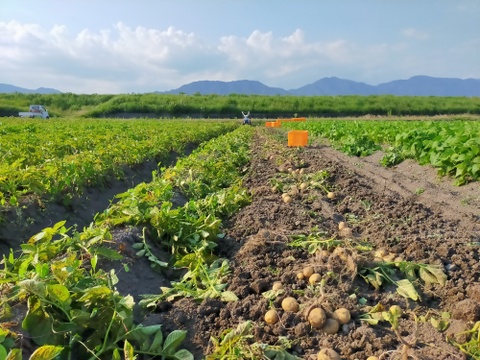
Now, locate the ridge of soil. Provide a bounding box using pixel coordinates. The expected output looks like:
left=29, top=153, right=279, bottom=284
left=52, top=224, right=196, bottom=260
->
left=119, top=127, right=479, bottom=359
left=4, top=126, right=480, bottom=359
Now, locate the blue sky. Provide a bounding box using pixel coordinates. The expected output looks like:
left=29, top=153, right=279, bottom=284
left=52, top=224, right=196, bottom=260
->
left=1, top=0, right=479, bottom=93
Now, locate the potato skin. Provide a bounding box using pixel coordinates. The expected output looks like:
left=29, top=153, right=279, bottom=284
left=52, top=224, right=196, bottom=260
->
left=281, top=297, right=299, bottom=312
left=264, top=309, right=279, bottom=325
left=333, top=308, right=351, bottom=324
left=308, top=273, right=322, bottom=284
left=272, top=281, right=283, bottom=291
left=308, top=307, right=327, bottom=329
left=303, top=266, right=315, bottom=278
left=322, top=318, right=340, bottom=334
left=317, top=348, right=341, bottom=360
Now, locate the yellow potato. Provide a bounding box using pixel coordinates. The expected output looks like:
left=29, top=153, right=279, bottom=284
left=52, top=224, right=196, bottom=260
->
left=322, top=318, right=340, bottom=334
left=264, top=309, right=279, bottom=325
left=303, top=266, right=315, bottom=278
left=308, top=307, right=327, bottom=329
left=272, top=281, right=283, bottom=291
left=327, top=192, right=336, bottom=199
left=333, top=308, right=351, bottom=325
left=281, top=297, right=299, bottom=312
left=317, top=348, right=341, bottom=360
left=308, top=273, right=322, bottom=285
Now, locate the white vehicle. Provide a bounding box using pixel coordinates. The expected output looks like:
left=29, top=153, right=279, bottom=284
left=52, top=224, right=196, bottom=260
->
left=19, top=105, right=50, bottom=119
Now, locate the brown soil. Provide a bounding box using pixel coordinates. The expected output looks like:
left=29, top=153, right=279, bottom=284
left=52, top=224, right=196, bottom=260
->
left=108, top=127, right=479, bottom=359
left=3, top=126, right=480, bottom=359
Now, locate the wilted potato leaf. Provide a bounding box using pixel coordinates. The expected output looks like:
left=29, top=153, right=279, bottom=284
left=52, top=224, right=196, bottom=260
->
left=396, top=279, right=420, bottom=301
left=419, top=265, right=447, bottom=286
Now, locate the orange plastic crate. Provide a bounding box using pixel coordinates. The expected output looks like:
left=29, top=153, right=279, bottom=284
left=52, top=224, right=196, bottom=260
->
left=288, top=130, right=308, bottom=147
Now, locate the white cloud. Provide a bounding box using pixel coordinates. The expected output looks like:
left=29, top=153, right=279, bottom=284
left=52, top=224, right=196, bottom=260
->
left=0, top=20, right=477, bottom=93
left=402, top=28, right=430, bottom=40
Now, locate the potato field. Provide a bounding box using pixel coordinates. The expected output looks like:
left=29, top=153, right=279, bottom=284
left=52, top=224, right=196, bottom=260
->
left=0, top=116, right=479, bottom=360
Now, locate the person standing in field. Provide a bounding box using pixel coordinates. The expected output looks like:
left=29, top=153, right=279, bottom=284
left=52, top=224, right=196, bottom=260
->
left=242, top=111, right=251, bottom=125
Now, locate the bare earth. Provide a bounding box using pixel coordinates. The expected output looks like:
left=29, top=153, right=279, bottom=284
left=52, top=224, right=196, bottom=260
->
left=3, top=126, right=480, bottom=359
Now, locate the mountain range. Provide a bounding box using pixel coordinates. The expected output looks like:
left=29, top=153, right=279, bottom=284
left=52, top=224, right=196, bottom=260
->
left=2, top=76, right=480, bottom=96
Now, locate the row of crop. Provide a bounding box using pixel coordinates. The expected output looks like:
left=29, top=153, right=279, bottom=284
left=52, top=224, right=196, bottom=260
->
left=0, top=126, right=255, bottom=359
left=284, top=119, right=480, bottom=185
left=2, top=93, right=480, bottom=118
left=0, top=119, right=239, bottom=207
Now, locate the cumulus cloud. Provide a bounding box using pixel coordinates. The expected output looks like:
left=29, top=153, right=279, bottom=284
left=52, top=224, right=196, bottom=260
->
left=0, top=20, right=476, bottom=93
left=402, top=28, right=430, bottom=40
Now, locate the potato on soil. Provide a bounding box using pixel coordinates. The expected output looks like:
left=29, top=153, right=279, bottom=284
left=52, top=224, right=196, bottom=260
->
left=272, top=281, right=283, bottom=291
left=332, top=308, right=351, bottom=324
left=299, top=182, right=308, bottom=190
left=282, top=195, right=292, bottom=203
left=303, top=266, right=315, bottom=278
left=297, top=272, right=305, bottom=280
left=322, top=318, right=340, bottom=334
left=308, top=273, right=322, bottom=285
left=264, top=309, right=279, bottom=325
left=327, top=192, right=336, bottom=199
left=366, top=357, right=379, bottom=360
left=317, top=348, right=341, bottom=360
left=308, top=307, right=327, bottom=329
left=281, top=297, right=299, bottom=312
left=338, top=221, right=347, bottom=230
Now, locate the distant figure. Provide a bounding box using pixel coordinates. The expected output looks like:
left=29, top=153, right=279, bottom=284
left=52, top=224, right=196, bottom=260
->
left=242, top=111, right=251, bottom=125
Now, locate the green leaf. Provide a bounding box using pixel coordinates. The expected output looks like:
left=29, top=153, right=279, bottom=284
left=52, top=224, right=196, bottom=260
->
left=396, top=279, right=420, bottom=301
left=173, top=349, right=194, bottom=360
left=5, top=348, right=22, bottom=360
left=112, top=348, right=121, bottom=360
left=0, top=345, right=7, bottom=360
left=163, top=330, right=187, bottom=355
left=131, top=243, right=144, bottom=250
left=94, top=246, right=124, bottom=260
left=136, top=249, right=146, bottom=257
left=124, top=340, right=137, bottom=360
left=149, top=329, right=164, bottom=352
left=29, top=345, right=64, bottom=360
left=220, top=291, right=239, bottom=302
left=47, top=284, right=71, bottom=308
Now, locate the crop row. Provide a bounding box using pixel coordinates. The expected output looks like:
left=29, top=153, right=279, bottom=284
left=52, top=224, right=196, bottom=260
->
left=284, top=119, right=480, bottom=185
left=0, top=118, right=239, bottom=208
left=0, top=126, right=255, bottom=359
left=2, top=92, right=480, bottom=118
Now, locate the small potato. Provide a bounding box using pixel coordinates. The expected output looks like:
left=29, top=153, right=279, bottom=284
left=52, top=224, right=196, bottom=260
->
left=272, top=281, right=283, bottom=291
left=333, top=308, right=351, bottom=325
left=281, top=297, right=299, bottom=312
left=297, top=272, right=305, bottom=280
left=317, top=348, right=341, bottom=360
left=327, top=192, right=336, bottom=199
left=322, top=318, right=340, bottom=334
left=264, top=309, right=279, bottom=325
left=308, top=307, right=327, bottom=329
left=366, top=356, right=379, bottom=360
left=299, top=168, right=305, bottom=174
left=309, top=273, right=322, bottom=285
left=338, top=221, right=347, bottom=230
left=282, top=195, right=292, bottom=203
left=303, top=266, right=315, bottom=278
left=299, top=182, right=308, bottom=190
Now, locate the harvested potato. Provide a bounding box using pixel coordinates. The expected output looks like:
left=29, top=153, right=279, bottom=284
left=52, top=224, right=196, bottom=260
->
left=322, top=318, right=340, bottom=334
left=297, top=272, right=305, bottom=280
left=308, top=307, right=327, bottom=329
left=338, top=221, right=347, bottom=230
left=272, top=281, right=283, bottom=291
left=333, top=308, right=351, bottom=325
left=327, top=192, right=336, bottom=199
left=281, top=297, right=299, bottom=312
left=282, top=195, right=292, bottom=203
left=317, top=348, right=341, bottom=360
left=303, top=266, right=315, bottom=278
left=308, top=273, right=322, bottom=285
left=264, top=309, right=279, bottom=325
left=366, top=356, right=379, bottom=360
left=299, top=182, right=308, bottom=190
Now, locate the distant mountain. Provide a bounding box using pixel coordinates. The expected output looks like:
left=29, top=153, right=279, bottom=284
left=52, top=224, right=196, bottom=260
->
left=162, top=80, right=288, bottom=95
left=162, top=76, right=480, bottom=97
left=0, top=83, right=61, bottom=94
